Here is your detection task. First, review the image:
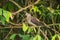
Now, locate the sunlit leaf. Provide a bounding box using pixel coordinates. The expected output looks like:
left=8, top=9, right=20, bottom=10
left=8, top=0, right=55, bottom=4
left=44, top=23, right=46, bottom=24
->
left=3, top=10, right=11, bottom=22
left=30, top=6, right=39, bottom=13
left=10, top=34, right=17, bottom=40
left=52, top=34, right=60, bottom=40
left=27, top=27, right=32, bottom=33
left=47, top=7, right=54, bottom=13
left=58, top=34, right=60, bottom=40
left=33, top=27, right=36, bottom=33
left=52, top=35, right=56, bottom=40
left=22, top=23, right=28, bottom=32
left=34, top=6, right=38, bottom=12
left=0, top=8, right=11, bottom=22
left=59, top=24, right=60, bottom=28
left=33, top=34, right=42, bottom=40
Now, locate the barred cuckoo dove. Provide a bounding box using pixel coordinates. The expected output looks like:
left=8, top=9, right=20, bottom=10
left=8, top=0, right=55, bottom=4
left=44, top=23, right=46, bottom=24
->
left=25, top=12, right=43, bottom=27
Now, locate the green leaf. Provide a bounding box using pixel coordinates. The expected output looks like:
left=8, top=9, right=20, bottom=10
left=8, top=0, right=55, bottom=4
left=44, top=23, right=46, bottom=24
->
left=30, top=36, right=34, bottom=40
left=59, top=24, right=60, bottom=28
left=1, top=16, right=6, bottom=25
left=33, top=34, right=42, bottom=40
left=10, top=34, right=17, bottom=40
left=27, top=27, right=32, bottom=33
left=58, top=34, right=60, bottom=40
left=30, top=6, right=35, bottom=12
left=8, top=3, right=14, bottom=11
left=33, top=27, right=36, bottom=33
left=27, top=27, right=36, bottom=33
left=52, top=34, right=57, bottom=40
left=22, top=23, right=28, bottom=32
left=18, top=34, right=30, bottom=40
left=18, top=34, right=23, bottom=37
left=34, top=6, right=37, bottom=12
left=56, top=10, right=60, bottom=15
left=0, top=8, right=2, bottom=15
left=47, top=7, right=54, bottom=13
left=38, top=10, right=42, bottom=14
left=3, top=10, right=11, bottom=22
left=22, top=35, right=30, bottom=40
left=30, top=6, right=39, bottom=13
left=52, top=34, right=60, bottom=40
left=0, top=8, right=11, bottom=22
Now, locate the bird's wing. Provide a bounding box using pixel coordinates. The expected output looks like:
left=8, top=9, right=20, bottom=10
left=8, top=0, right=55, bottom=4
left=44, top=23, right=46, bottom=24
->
left=31, top=17, right=43, bottom=26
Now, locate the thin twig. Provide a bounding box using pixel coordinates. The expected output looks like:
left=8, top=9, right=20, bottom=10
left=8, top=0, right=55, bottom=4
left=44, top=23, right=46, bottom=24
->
left=40, top=29, right=49, bottom=40
left=3, top=26, right=13, bottom=40
left=48, top=23, right=60, bottom=26
left=9, top=0, right=40, bottom=15
left=9, top=0, right=21, bottom=9
left=9, top=22, right=22, bottom=26
left=52, top=16, right=56, bottom=33
left=42, top=22, right=59, bottom=34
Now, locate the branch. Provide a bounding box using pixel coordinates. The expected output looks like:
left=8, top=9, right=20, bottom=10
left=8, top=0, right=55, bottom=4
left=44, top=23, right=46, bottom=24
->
left=3, top=26, right=13, bottom=40
left=9, top=0, right=21, bottom=9
left=41, top=22, right=59, bottom=34
left=40, top=28, right=48, bottom=40
left=0, top=25, right=22, bottom=29
left=9, top=0, right=40, bottom=15
left=9, top=22, right=22, bottom=26
left=48, top=23, right=60, bottom=26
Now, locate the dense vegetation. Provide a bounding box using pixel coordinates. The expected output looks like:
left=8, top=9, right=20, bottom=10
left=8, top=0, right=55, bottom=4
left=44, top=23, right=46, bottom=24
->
left=0, top=0, right=60, bottom=40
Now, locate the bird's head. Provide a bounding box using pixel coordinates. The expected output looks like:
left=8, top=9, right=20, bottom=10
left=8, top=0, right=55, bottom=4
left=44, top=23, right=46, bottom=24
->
left=25, top=12, right=31, bottom=17
left=25, top=12, right=28, bottom=16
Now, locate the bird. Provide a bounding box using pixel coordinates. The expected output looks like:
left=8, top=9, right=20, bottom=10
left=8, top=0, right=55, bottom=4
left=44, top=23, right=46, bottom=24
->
left=25, top=12, right=44, bottom=27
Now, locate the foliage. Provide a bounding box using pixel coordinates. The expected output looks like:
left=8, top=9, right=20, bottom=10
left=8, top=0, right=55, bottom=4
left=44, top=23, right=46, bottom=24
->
left=0, top=0, right=60, bottom=40
left=0, top=8, right=11, bottom=25
left=22, top=23, right=28, bottom=32
left=10, top=34, right=17, bottom=40
left=33, top=34, right=43, bottom=40
left=52, top=34, right=60, bottom=40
